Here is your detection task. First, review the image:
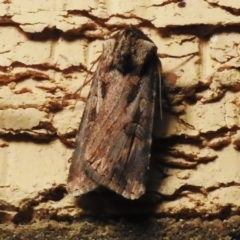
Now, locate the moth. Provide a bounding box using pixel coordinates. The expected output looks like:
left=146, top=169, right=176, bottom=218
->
left=67, top=26, right=161, bottom=200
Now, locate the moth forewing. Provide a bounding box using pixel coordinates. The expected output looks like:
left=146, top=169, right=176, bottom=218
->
left=67, top=26, right=161, bottom=200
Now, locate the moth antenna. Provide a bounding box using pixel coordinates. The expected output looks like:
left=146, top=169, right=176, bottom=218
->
left=163, top=54, right=195, bottom=74
left=73, top=56, right=100, bottom=95
left=72, top=56, right=101, bottom=109
left=158, top=63, right=163, bottom=120
left=161, top=54, right=195, bottom=114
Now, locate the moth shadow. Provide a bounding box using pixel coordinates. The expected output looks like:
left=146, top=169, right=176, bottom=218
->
left=74, top=188, right=161, bottom=216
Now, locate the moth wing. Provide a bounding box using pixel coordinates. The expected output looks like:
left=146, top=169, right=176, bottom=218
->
left=67, top=162, right=98, bottom=197
left=67, top=72, right=100, bottom=196
left=82, top=60, right=159, bottom=200
left=67, top=38, right=116, bottom=196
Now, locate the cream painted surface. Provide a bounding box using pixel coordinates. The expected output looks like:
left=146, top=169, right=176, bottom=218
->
left=1, top=0, right=240, bottom=219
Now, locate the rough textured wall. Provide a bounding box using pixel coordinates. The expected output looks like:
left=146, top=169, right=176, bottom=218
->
left=1, top=0, right=240, bottom=222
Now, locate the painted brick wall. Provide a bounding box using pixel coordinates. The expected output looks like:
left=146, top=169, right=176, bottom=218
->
left=1, top=0, right=240, bottom=221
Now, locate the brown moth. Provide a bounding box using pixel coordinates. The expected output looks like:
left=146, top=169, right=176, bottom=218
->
left=67, top=26, right=161, bottom=200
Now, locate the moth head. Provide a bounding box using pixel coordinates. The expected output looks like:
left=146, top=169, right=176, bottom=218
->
left=110, top=27, right=158, bottom=75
